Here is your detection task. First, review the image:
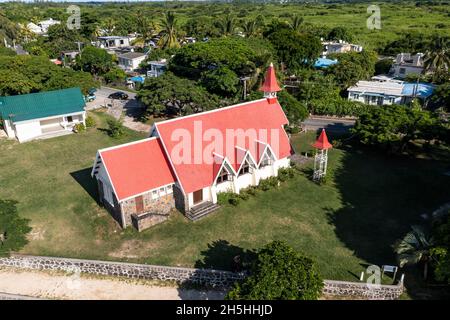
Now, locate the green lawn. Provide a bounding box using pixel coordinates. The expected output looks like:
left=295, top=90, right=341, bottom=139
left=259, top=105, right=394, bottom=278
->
left=1, top=115, right=449, bottom=294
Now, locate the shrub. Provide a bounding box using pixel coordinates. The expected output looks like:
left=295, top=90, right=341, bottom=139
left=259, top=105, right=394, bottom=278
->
left=229, top=194, right=240, bottom=206
left=217, top=192, right=240, bottom=206
left=278, top=167, right=296, bottom=182
left=226, top=241, right=323, bottom=300
left=258, top=177, right=278, bottom=191
left=106, top=118, right=125, bottom=138
left=246, top=186, right=258, bottom=196
left=85, top=116, right=96, bottom=128
left=73, top=123, right=86, bottom=133
left=239, top=191, right=250, bottom=201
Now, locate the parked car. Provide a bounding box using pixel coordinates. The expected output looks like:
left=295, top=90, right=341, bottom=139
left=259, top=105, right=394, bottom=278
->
left=84, top=88, right=97, bottom=102
left=108, top=91, right=129, bottom=100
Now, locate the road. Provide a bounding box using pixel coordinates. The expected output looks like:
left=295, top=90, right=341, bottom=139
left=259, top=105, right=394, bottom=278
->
left=85, top=86, right=139, bottom=110
left=302, top=116, right=356, bottom=133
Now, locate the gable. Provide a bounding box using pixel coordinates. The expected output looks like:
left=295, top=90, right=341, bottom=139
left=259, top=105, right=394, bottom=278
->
left=98, top=138, right=176, bottom=201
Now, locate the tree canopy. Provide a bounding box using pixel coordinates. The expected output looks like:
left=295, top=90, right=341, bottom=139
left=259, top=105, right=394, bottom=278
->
left=352, top=104, right=447, bottom=154
left=75, top=46, right=114, bottom=77
left=266, top=27, right=322, bottom=71
left=137, top=72, right=221, bottom=118
left=0, top=55, right=98, bottom=95
left=169, top=37, right=275, bottom=98
left=226, top=241, right=323, bottom=300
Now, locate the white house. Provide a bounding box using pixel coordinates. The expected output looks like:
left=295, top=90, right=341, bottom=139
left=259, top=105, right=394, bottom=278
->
left=38, top=18, right=60, bottom=33
left=0, top=87, right=86, bottom=142
left=98, top=36, right=132, bottom=49
left=390, top=53, right=424, bottom=79
left=321, top=40, right=363, bottom=57
left=118, top=52, right=147, bottom=72
left=147, top=59, right=167, bottom=78
left=26, top=22, right=43, bottom=35
left=91, top=64, right=293, bottom=230
left=348, top=78, right=435, bottom=106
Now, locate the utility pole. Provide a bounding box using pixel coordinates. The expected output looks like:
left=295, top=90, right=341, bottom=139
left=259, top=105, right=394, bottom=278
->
left=240, top=76, right=250, bottom=101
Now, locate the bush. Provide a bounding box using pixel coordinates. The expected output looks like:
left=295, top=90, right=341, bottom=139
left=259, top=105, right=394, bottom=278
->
left=239, top=191, right=250, bottom=201
left=226, top=241, right=323, bottom=300
left=217, top=192, right=240, bottom=206
left=258, top=177, right=279, bottom=191
left=85, top=116, right=96, bottom=128
left=278, top=167, right=296, bottom=182
left=73, top=123, right=86, bottom=133
left=106, top=118, right=125, bottom=138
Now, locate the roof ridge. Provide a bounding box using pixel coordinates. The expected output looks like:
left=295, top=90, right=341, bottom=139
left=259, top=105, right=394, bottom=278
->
left=154, top=98, right=270, bottom=127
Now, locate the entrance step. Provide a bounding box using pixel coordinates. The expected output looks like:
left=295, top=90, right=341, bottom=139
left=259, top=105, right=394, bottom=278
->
left=186, top=201, right=220, bottom=221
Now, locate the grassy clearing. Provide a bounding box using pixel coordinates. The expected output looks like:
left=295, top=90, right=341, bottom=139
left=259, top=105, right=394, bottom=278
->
left=1, top=119, right=449, bottom=295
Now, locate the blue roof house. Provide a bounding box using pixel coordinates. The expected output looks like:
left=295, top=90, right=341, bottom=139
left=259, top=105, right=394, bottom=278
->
left=0, top=87, right=86, bottom=142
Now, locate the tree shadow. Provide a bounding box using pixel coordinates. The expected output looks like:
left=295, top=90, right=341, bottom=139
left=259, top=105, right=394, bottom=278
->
left=326, top=140, right=450, bottom=293
left=70, top=167, right=99, bottom=204
left=194, top=239, right=257, bottom=272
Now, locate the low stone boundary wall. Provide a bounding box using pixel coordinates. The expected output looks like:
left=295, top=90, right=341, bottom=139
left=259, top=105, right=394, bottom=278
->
left=323, top=280, right=403, bottom=300
left=0, top=255, right=403, bottom=299
left=0, top=255, right=245, bottom=288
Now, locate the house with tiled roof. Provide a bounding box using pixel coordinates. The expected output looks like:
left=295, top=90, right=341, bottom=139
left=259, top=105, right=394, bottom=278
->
left=0, top=87, right=86, bottom=142
left=91, top=64, right=294, bottom=230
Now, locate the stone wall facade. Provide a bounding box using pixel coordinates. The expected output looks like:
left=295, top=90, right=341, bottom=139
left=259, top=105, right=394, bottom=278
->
left=0, top=255, right=404, bottom=299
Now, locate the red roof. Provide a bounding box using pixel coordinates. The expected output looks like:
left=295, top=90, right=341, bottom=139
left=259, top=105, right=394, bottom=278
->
left=156, top=99, right=292, bottom=194
left=259, top=63, right=281, bottom=93
left=312, top=129, right=332, bottom=150
left=100, top=138, right=176, bottom=201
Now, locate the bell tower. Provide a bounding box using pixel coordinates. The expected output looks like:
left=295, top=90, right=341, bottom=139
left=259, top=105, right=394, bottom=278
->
left=259, top=63, right=281, bottom=103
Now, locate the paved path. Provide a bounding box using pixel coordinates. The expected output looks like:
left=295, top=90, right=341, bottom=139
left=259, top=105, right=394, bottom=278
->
left=86, top=86, right=151, bottom=133
left=302, top=116, right=355, bottom=133
left=0, top=268, right=226, bottom=300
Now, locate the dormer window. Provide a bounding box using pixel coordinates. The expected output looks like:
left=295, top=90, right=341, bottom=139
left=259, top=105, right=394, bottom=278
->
left=238, top=162, right=251, bottom=175
left=217, top=167, right=231, bottom=184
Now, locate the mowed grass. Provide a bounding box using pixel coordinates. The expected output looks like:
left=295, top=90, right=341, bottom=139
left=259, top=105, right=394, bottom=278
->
left=1, top=118, right=449, bottom=285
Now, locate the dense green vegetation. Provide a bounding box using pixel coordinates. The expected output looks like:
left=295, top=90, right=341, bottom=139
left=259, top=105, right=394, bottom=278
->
left=0, top=55, right=98, bottom=95
left=226, top=241, right=323, bottom=300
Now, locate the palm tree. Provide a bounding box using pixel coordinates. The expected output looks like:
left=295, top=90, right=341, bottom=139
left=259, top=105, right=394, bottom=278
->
left=158, top=11, right=180, bottom=49
left=288, top=15, right=304, bottom=32
left=133, top=15, right=159, bottom=48
left=242, top=19, right=258, bottom=38
left=423, top=36, right=450, bottom=80
left=102, top=18, right=116, bottom=36
left=216, top=14, right=236, bottom=37
left=394, top=225, right=434, bottom=280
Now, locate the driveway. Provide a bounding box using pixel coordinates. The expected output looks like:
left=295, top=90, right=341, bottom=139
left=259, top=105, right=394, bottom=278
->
left=86, top=86, right=151, bottom=133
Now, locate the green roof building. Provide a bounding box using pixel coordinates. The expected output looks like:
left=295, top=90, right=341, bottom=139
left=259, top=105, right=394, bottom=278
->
left=0, top=87, right=86, bottom=142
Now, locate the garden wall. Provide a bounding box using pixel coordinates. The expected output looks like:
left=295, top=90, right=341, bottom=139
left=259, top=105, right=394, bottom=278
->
left=0, top=255, right=403, bottom=299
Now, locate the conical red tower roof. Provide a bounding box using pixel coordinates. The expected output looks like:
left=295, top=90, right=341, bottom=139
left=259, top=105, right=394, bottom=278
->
left=259, top=63, right=281, bottom=93
left=312, top=129, right=332, bottom=150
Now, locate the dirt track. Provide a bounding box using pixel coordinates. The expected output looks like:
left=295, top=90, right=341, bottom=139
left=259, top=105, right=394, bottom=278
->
left=0, top=268, right=226, bottom=300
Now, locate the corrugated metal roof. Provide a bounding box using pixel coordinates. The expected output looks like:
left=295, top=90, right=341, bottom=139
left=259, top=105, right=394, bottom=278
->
left=0, top=87, right=85, bottom=123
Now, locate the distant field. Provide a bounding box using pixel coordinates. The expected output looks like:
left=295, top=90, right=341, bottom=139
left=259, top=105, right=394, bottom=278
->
left=1, top=1, right=449, bottom=51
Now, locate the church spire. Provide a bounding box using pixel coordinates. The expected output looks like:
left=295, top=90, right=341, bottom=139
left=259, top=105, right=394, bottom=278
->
left=259, top=63, right=281, bottom=103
